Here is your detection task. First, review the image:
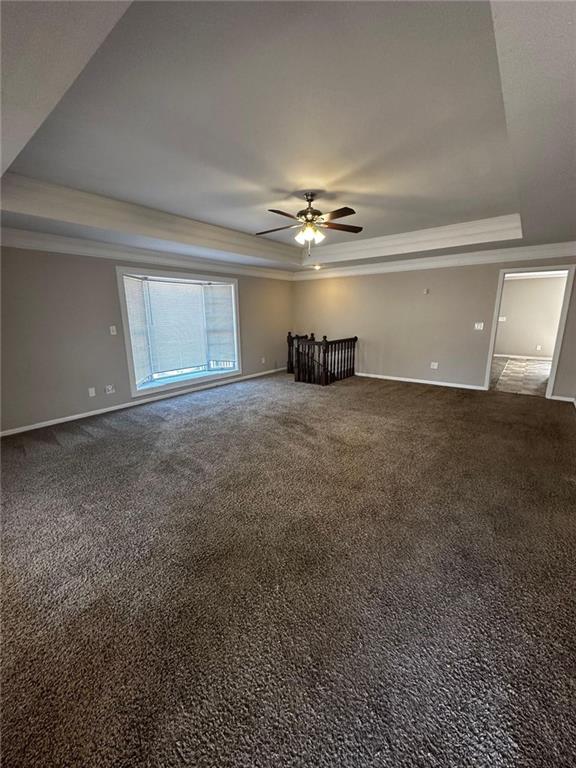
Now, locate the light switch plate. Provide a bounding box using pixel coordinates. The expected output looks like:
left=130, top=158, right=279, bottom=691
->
left=88, top=387, right=96, bottom=398
left=474, top=322, right=484, bottom=330
left=430, top=361, right=439, bottom=370
left=109, top=325, right=117, bottom=336
left=499, top=316, right=507, bottom=322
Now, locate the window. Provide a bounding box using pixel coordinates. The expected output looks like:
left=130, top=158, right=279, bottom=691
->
left=117, top=268, right=240, bottom=396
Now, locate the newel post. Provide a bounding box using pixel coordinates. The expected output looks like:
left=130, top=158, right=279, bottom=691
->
left=321, top=335, right=329, bottom=386
left=287, top=331, right=294, bottom=373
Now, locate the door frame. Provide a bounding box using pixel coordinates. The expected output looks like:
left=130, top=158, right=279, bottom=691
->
left=483, top=264, right=575, bottom=398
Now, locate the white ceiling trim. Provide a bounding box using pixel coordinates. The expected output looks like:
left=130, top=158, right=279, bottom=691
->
left=303, top=214, right=523, bottom=265
left=0, top=228, right=296, bottom=281
left=1, top=173, right=300, bottom=267
left=3, top=228, right=574, bottom=283
left=504, top=270, right=569, bottom=281
left=295, top=242, right=576, bottom=281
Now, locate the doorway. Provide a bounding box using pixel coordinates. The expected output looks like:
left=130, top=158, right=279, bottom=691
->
left=485, top=267, right=574, bottom=398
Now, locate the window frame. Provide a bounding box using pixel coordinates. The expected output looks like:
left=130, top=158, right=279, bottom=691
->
left=116, top=266, right=242, bottom=398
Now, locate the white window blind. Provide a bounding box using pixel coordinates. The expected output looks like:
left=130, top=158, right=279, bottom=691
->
left=121, top=274, right=239, bottom=392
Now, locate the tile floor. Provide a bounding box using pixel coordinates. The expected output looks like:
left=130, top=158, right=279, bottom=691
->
left=491, top=356, right=552, bottom=397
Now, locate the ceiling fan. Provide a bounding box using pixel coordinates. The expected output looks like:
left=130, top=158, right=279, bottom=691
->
left=255, top=192, right=363, bottom=252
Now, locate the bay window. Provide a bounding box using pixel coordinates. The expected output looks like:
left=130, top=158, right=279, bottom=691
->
left=117, top=268, right=240, bottom=395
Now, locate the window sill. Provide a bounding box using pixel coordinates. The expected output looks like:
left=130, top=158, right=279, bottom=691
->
left=133, top=367, right=241, bottom=397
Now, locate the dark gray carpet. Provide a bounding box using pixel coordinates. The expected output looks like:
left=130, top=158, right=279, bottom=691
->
left=2, top=374, right=576, bottom=767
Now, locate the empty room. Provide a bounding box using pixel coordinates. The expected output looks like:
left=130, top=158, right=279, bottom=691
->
left=1, top=2, right=575, bottom=767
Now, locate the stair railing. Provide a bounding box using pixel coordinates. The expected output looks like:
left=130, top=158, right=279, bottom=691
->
left=287, top=331, right=314, bottom=374
left=288, top=332, right=358, bottom=386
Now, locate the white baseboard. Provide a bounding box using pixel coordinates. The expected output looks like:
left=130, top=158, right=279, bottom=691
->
left=1, top=368, right=287, bottom=436
left=494, top=354, right=553, bottom=361
left=356, top=372, right=487, bottom=391
left=547, top=394, right=576, bottom=404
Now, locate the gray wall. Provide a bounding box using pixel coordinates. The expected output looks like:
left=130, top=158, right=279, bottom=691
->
left=1, top=247, right=292, bottom=432
left=553, top=277, right=576, bottom=398
left=494, top=276, right=567, bottom=357
left=2, top=247, right=575, bottom=433
left=293, top=259, right=576, bottom=397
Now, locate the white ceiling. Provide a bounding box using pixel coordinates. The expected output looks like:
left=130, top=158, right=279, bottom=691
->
left=1, top=1, right=575, bottom=270
left=0, top=0, right=130, bottom=173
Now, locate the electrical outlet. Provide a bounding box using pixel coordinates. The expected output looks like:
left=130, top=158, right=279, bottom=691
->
left=423, top=288, right=430, bottom=295
left=88, top=387, right=96, bottom=398
left=105, top=384, right=116, bottom=395
left=430, top=361, right=439, bottom=370
left=536, top=344, right=542, bottom=351
left=109, top=325, right=117, bottom=336
left=261, top=356, right=266, bottom=365
left=499, top=316, right=507, bottom=322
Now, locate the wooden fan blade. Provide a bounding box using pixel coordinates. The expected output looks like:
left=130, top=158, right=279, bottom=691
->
left=320, top=222, right=363, bottom=233
left=268, top=209, right=299, bottom=220
left=255, top=224, right=300, bottom=235
left=319, top=206, right=355, bottom=221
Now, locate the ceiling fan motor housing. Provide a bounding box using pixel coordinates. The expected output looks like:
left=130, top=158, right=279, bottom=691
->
left=298, top=206, right=322, bottom=221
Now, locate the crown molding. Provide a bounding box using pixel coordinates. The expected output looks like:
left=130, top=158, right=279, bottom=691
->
left=303, top=214, right=523, bottom=265
left=294, top=241, right=576, bottom=280
left=1, top=173, right=301, bottom=267
left=0, top=228, right=296, bottom=281
left=3, top=227, right=574, bottom=283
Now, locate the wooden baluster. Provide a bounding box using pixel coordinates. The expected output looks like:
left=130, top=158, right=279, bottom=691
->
left=287, top=331, right=293, bottom=374
left=295, top=338, right=301, bottom=382
left=313, top=342, right=317, bottom=384
left=314, top=342, right=317, bottom=384
left=330, top=342, right=334, bottom=383
left=334, top=341, right=340, bottom=381
left=332, top=341, right=336, bottom=381
left=310, top=343, right=315, bottom=384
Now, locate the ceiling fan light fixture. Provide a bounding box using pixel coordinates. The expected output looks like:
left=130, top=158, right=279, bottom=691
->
left=302, top=224, right=317, bottom=242
left=295, top=223, right=325, bottom=245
